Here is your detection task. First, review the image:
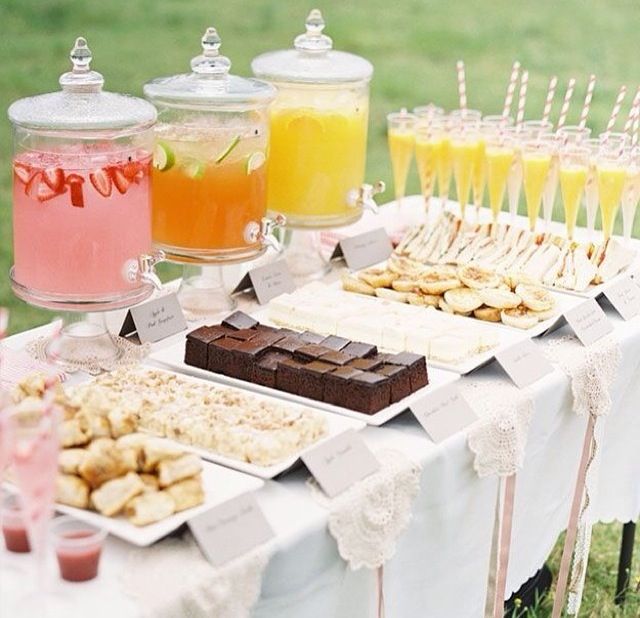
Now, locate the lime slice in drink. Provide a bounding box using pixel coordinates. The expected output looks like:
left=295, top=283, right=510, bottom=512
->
left=215, top=135, right=241, bottom=164
left=183, top=160, right=206, bottom=179
left=246, top=152, right=266, bottom=174
left=153, top=142, right=175, bottom=171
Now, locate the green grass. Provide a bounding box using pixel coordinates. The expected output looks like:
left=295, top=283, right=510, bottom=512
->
left=2, top=1, right=640, bottom=614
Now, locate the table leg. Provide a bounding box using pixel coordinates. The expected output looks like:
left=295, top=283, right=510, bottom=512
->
left=614, top=521, right=636, bottom=606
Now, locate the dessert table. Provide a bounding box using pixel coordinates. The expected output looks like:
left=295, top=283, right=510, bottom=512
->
left=2, top=202, right=640, bottom=617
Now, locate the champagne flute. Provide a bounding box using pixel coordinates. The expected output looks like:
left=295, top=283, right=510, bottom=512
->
left=522, top=137, right=553, bottom=232
left=559, top=146, right=589, bottom=239
left=451, top=121, right=480, bottom=220
left=413, top=106, right=444, bottom=212
left=557, top=125, right=592, bottom=146
left=597, top=145, right=629, bottom=241
left=485, top=130, right=515, bottom=224
left=622, top=147, right=640, bottom=243
left=387, top=109, right=416, bottom=207
left=506, top=126, right=529, bottom=220
left=583, top=138, right=601, bottom=241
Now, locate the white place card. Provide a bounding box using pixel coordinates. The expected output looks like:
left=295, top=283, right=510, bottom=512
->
left=331, top=228, right=393, bottom=271
left=564, top=298, right=614, bottom=346
left=603, top=276, right=640, bottom=321
left=410, top=383, right=478, bottom=443
left=119, top=293, right=187, bottom=344
left=232, top=260, right=296, bottom=305
left=301, top=429, right=379, bottom=498
left=188, top=492, right=274, bottom=568
left=495, top=339, right=554, bottom=389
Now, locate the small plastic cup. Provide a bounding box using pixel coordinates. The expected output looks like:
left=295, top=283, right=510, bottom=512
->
left=50, top=516, right=107, bottom=582
left=1, top=493, right=30, bottom=553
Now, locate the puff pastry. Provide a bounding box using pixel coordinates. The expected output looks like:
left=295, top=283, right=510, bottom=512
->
left=78, top=446, right=131, bottom=489
left=107, top=407, right=138, bottom=438
left=58, top=448, right=87, bottom=475
left=142, top=438, right=185, bottom=472
left=139, top=473, right=160, bottom=492
left=125, top=491, right=175, bottom=526
left=61, top=418, right=91, bottom=448
left=91, top=472, right=145, bottom=517
left=164, top=476, right=205, bottom=512
left=56, top=474, right=90, bottom=509
left=157, top=454, right=202, bottom=488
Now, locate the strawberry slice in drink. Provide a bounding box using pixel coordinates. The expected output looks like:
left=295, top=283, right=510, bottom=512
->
left=37, top=182, right=65, bottom=202
left=109, top=166, right=130, bottom=194
left=123, top=160, right=142, bottom=181
left=14, top=162, right=32, bottom=184
left=89, top=169, right=113, bottom=197
left=24, top=172, right=43, bottom=198
left=66, top=173, right=85, bottom=208
left=42, top=167, right=65, bottom=192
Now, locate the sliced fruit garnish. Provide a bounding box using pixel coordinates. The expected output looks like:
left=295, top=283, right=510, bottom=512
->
left=110, top=167, right=130, bottom=194
left=182, top=160, right=206, bottom=179
left=42, top=167, right=65, bottom=192
left=14, top=162, right=32, bottom=184
left=24, top=172, right=43, bottom=198
left=215, top=135, right=241, bottom=164
left=37, top=183, right=64, bottom=202
left=90, top=169, right=113, bottom=197
left=123, top=160, right=143, bottom=180
left=132, top=169, right=145, bottom=184
left=246, top=151, right=266, bottom=174
left=153, top=142, right=175, bottom=171
left=66, top=174, right=85, bottom=208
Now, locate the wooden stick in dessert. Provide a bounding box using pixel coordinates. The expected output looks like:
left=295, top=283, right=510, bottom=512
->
left=456, top=60, right=467, bottom=113
left=516, top=70, right=529, bottom=128
left=623, top=85, right=640, bottom=133
left=557, top=78, right=576, bottom=129
left=578, top=74, right=596, bottom=130
left=502, top=61, right=521, bottom=121
left=604, top=85, right=627, bottom=135
left=542, top=75, right=558, bottom=123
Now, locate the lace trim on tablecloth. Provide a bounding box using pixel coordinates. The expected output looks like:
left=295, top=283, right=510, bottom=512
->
left=308, top=449, right=421, bottom=570
left=122, top=534, right=271, bottom=618
left=26, top=334, right=148, bottom=375
left=462, top=379, right=534, bottom=479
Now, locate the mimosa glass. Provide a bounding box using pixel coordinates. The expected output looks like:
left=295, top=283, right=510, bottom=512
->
left=522, top=138, right=552, bottom=232
left=559, top=146, right=589, bottom=239
left=583, top=139, right=601, bottom=240
left=387, top=110, right=416, bottom=206
left=621, top=147, right=640, bottom=243
left=597, top=149, right=629, bottom=240
left=451, top=126, right=480, bottom=219
left=485, top=132, right=515, bottom=223
left=414, top=124, right=438, bottom=210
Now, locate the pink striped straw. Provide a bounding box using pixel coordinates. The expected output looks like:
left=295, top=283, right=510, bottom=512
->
left=578, top=74, right=596, bottom=130
left=623, top=85, right=640, bottom=133
left=502, top=61, right=521, bottom=120
left=604, top=85, right=627, bottom=134
left=456, top=60, right=467, bottom=112
left=557, top=78, right=576, bottom=129
left=633, top=115, right=639, bottom=146
left=516, top=70, right=529, bottom=128
left=542, top=76, right=558, bottom=123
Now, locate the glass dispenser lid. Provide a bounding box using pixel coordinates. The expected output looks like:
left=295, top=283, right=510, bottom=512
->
left=251, top=9, right=373, bottom=85
left=8, top=37, right=157, bottom=131
left=144, top=27, right=276, bottom=107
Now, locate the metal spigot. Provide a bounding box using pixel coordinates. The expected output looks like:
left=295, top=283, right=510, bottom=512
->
left=347, top=181, right=386, bottom=214
left=125, top=250, right=165, bottom=291
left=244, top=214, right=287, bottom=253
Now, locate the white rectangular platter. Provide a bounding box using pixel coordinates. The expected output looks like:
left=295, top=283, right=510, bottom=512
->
left=6, top=462, right=264, bottom=547
left=140, top=366, right=366, bottom=477
left=149, top=343, right=460, bottom=423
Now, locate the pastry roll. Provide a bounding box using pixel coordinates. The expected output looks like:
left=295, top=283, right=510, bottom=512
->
left=117, top=446, right=140, bottom=472
left=58, top=448, right=87, bottom=475
left=78, top=447, right=130, bottom=489
left=88, top=437, right=116, bottom=453
left=157, top=454, right=202, bottom=488
left=125, top=491, right=175, bottom=526
left=108, top=406, right=138, bottom=439
left=139, top=473, right=160, bottom=492
left=164, top=476, right=205, bottom=512
left=91, top=472, right=145, bottom=517
left=141, top=438, right=185, bottom=472
left=77, top=410, right=111, bottom=439
left=56, top=474, right=90, bottom=509
left=61, top=418, right=92, bottom=448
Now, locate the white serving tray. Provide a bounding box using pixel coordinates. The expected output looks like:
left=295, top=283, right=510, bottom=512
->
left=6, top=462, right=263, bottom=547
left=150, top=341, right=460, bottom=422
left=139, top=366, right=366, bottom=478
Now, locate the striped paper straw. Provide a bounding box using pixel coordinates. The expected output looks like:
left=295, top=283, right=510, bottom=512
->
left=557, top=78, right=576, bottom=129
left=516, top=70, right=529, bottom=127
left=604, top=85, right=627, bottom=135
left=623, top=85, right=640, bottom=133
left=502, top=61, right=521, bottom=119
left=542, top=76, right=558, bottom=123
left=456, top=60, right=467, bottom=112
left=632, top=115, right=639, bottom=146
left=578, top=74, right=596, bottom=129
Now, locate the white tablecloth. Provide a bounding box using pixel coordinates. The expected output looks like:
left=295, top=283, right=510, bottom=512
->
left=2, top=204, right=640, bottom=617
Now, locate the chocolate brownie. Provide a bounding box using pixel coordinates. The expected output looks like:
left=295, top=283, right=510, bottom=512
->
left=226, top=328, right=257, bottom=341
left=272, top=336, right=305, bottom=354
left=321, top=335, right=350, bottom=351
left=294, top=344, right=333, bottom=362
left=221, top=311, right=258, bottom=330
left=342, top=341, right=378, bottom=358
left=384, top=352, right=428, bottom=390
left=323, top=366, right=363, bottom=407
left=207, top=337, right=242, bottom=374
left=377, top=364, right=412, bottom=403
left=344, top=372, right=391, bottom=414
left=229, top=339, right=272, bottom=381
left=349, top=357, right=383, bottom=372
left=299, top=331, right=326, bottom=344
left=276, top=358, right=306, bottom=396
left=297, top=361, right=335, bottom=400
left=184, top=325, right=229, bottom=368
left=253, top=351, right=291, bottom=388
left=319, top=350, right=356, bottom=366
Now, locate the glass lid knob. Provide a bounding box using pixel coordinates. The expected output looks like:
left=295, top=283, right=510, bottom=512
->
left=294, top=9, right=333, bottom=52
left=190, top=26, right=232, bottom=77
left=59, top=37, right=105, bottom=92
